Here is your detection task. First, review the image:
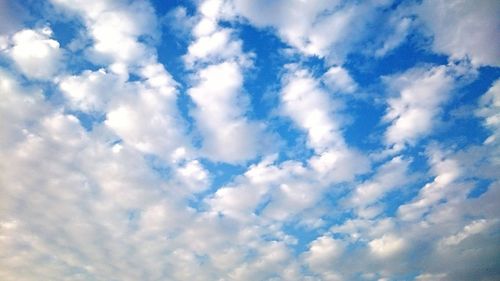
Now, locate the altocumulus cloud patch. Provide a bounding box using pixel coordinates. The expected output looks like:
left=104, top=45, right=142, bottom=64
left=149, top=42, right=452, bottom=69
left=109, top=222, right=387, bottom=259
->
left=0, top=0, right=499, bottom=280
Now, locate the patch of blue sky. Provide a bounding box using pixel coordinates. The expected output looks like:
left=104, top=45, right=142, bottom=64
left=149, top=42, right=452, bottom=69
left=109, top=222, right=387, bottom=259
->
left=467, top=178, right=492, bottom=199
left=67, top=110, right=105, bottom=131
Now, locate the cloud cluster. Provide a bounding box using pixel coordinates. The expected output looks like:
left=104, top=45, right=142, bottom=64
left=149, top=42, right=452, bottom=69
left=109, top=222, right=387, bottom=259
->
left=0, top=0, right=499, bottom=280
left=5, top=27, right=63, bottom=79
left=185, top=0, right=272, bottom=163
left=416, top=0, right=500, bottom=67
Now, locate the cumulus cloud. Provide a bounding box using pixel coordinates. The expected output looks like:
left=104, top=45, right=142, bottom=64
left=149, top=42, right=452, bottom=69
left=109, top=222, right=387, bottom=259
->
left=368, top=233, right=406, bottom=258
left=184, top=0, right=272, bottom=163
left=417, top=0, right=500, bottom=67
left=4, top=28, right=63, bottom=79
left=398, top=147, right=463, bottom=221
left=322, top=66, right=358, bottom=94
left=303, top=235, right=344, bottom=278
left=51, top=0, right=158, bottom=69
left=188, top=62, right=268, bottom=163
left=231, top=0, right=363, bottom=63
left=58, top=68, right=126, bottom=112
left=92, top=61, right=192, bottom=164
left=382, top=65, right=455, bottom=151
left=231, top=0, right=414, bottom=64
left=280, top=65, right=346, bottom=152
left=347, top=156, right=412, bottom=218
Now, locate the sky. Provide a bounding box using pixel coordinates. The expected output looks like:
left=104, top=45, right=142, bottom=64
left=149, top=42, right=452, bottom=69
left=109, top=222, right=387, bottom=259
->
left=0, top=0, right=499, bottom=280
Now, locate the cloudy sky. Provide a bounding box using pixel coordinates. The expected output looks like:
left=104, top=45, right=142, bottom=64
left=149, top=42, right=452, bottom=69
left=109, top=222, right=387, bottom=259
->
left=0, top=0, right=499, bottom=280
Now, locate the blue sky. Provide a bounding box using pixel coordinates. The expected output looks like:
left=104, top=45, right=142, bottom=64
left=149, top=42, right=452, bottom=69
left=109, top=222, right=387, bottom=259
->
left=0, top=0, right=499, bottom=280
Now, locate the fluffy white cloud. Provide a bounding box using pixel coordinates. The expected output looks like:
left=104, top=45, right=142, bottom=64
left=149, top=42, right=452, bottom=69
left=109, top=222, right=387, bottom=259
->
left=417, top=0, right=500, bottom=67
left=383, top=65, right=455, bottom=150
left=303, top=235, right=344, bottom=279
left=104, top=63, right=188, bottom=159
left=0, top=69, right=280, bottom=281
left=231, top=0, right=358, bottom=61
left=188, top=61, right=269, bottom=163
left=0, top=70, right=47, bottom=150
left=184, top=0, right=271, bottom=163
left=185, top=28, right=246, bottom=67
left=183, top=0, right=249, bottom=67
left=281, top=65, right=370, bottom=182
left=231, top=0, right=407, bottom=64
left=398, top=147, right=462, bottom=221
left=309, top=148, right=370, bottom=184
left=206, top=65, right=374, bottom=224
left=322, top=66, right=358, bottom=94
left=175, top=160, right=210, bottom=193
left=368, top=233, right=406, bottom=258
left=347, top=156, right=412, bottom=218
left=280, top=65, right=345, bottom=152
left=58, top=69, right=126, bottom=112
left=4, top=28, right=63, bottom=79
left=0, top=72, right=176, bottom=280
left=51, top=0, right=157, bottom=67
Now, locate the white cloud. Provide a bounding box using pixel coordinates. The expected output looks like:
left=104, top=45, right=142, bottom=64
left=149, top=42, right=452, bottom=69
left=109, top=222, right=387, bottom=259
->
left=383, top=65, right=454, bottom=150
left=308, top=149, right=370, bottom=184
left=175, top=160, right=210, bottom=193
left=322, top=66, right=358, bottom=94
left=58, top=69, right=126, bottom=112
left=5, top=28, right=63, bottom=80
left=183, top=0, right=249, bottom=67
left=188, top=61, right=268, bottom=163
left=0, top=70, right=47, bottom=150
left=347, top=156, right=412, bottom=218
left=368, top=234, right=406, bottom=258
left=303, top=235, right=344, bottom=276
left=208, top=158, right=309, bottom=222
left=228, top=241, right=293, bottom=281
left=280, top=65, right=370, bottom=182
left=417, top=0, right=500, bottom=67
left=231, top=0, right=404, bottom=64
left=183, top=0, right=271, bottom=163
left=51, top=0, right=157, bottom=68
left=103, top=63, right=187, bottom=159
left=415, top=273, right=447, bottom=281
left=231, top=0, right=361, bottom=62
left=1, top=1, right=499, bottom=280
left=374, top=16, right=412, bottom=57
left=475, top=80, right=500, bottom=163
left=441, top=219, right=494, bottom=246
left=184, top=29, right=248, bottom=67
left=0, top=71, right=249, bottom=281
left=187, top=29, right=231, bottom=60
left=0, top=73, right=180, bottom=280
left=280, top=65, right=345, bottom=152
left=398, top=148, right=462, bottom=221
left=331, top=217, right=396, bottom=243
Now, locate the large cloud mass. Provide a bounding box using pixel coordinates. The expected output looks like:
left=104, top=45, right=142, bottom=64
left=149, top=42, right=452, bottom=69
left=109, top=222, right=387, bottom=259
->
left=0, top=0, right=499, bottom=280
